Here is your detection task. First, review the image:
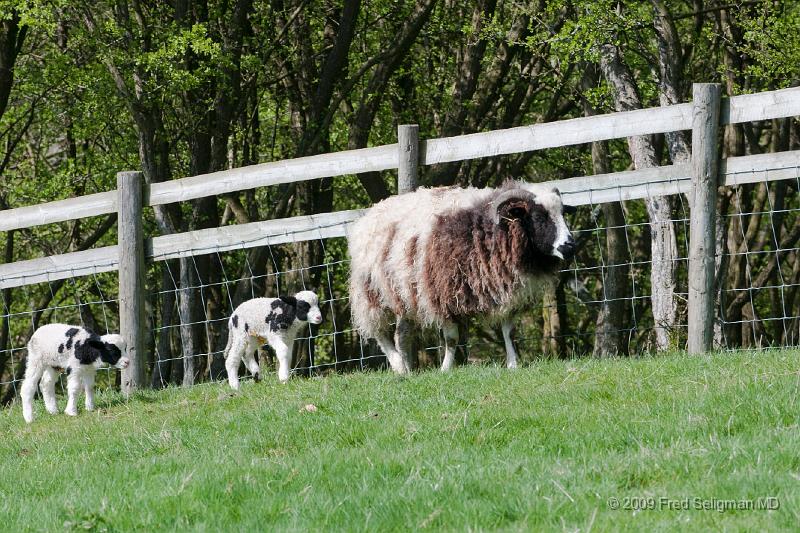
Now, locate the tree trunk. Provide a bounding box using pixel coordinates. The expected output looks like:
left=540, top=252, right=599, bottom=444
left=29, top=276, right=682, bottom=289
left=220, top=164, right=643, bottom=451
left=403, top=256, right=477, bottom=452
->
left=0, top=230, right=13, bottom=387
left=178, top=258, right=198, bottom=386
left=600, top=43, right=678, bottom=351
left=152, top=262, right=176, bottom=388
left=581, top=67, right=630, bottom=356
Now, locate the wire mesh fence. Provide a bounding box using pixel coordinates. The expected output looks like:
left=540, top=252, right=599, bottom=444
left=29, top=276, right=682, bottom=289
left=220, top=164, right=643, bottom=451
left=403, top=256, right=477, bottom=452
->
left=719, top=167, right=800, bottom=348
left=1, top=163, right=798, bottom=405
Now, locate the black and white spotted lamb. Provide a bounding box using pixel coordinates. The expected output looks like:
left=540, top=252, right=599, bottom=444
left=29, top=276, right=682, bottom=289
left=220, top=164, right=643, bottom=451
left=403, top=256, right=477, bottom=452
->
left=21, top=324, right=129, bottom=423
left=223, top=290, right=323, bottom=389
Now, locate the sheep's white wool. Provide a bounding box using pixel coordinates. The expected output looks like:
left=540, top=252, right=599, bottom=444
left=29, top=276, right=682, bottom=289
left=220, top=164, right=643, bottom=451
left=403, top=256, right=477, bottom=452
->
left=349, top=186, right=492, bottom=334
left=347, top=181, right=574, bottom=374
left=21, top=324, right=129, bottom=423
left=223, top=290, right=323, bottom=389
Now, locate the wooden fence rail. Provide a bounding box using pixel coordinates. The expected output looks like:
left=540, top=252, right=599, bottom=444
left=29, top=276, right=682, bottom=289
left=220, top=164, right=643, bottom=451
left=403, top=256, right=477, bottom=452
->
left=2, top=148, right=799, bottom=290
left=3, top=86, right=800, bottom=233
left=2, top=84, right=800, bottom=387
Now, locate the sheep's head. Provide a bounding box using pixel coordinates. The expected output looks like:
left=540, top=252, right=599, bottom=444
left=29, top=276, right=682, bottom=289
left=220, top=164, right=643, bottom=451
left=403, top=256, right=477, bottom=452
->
left=294, top=290, right=323, bottom=325
left=491, top=186, right=577, bottom=262
left=96, top=334, right=130, bottom=369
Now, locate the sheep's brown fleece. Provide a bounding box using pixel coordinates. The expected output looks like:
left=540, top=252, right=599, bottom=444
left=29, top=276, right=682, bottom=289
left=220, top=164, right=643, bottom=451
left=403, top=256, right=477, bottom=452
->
left=422, top=188, right=560, bottom=320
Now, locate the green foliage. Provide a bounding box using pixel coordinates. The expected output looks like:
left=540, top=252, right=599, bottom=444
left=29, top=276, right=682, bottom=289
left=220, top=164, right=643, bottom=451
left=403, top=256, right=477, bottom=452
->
left=138, top=23, right=224, bottom=93
left=738, top=3, right=800, bottom=89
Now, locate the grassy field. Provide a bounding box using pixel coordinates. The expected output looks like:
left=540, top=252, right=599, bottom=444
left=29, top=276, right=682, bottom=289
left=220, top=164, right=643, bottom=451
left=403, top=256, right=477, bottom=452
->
left=1, top=351, right=798, bottom=532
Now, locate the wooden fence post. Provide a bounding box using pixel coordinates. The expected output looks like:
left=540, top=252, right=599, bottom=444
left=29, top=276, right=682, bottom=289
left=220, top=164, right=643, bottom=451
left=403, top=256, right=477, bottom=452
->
left=688, top=83, right=722, bottom=353
left=398, top=124, right=419, bottom=193
left=117, top=171, right=146, bottom=394
left=396, top=124, right=419, bottom=369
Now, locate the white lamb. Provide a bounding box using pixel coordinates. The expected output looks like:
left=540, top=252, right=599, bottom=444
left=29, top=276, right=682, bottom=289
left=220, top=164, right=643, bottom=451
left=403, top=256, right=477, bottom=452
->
left=223, top=290, right=323, bottom=389
left=21, top=324, right=129, bottom=423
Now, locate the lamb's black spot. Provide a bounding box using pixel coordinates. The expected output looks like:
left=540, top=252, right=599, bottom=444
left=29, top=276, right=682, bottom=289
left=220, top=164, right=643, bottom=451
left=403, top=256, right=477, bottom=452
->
left=58, top=344, right=65, bottom=354
left=296, top=301, right=310, bottom=321
left=66, top=367, right=72, bottom=375
left=74, top=334, right=123, bottom=366
left=244, top=323, right=249, bottom=333
left=65, top=327, right=81, bottom=349
left=232, top=315, right=238, bottom=328
left=100, top=343, right=122, bottom=366
left=266, top=297, right=298, bottom=332
left=74, top=337, right=99, bottom=364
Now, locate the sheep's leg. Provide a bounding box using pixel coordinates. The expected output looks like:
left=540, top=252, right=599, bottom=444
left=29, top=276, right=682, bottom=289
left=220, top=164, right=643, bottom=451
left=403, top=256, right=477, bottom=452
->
left=21, top=359, right=44, bottom=423
left=225, top=334, right=247, bottom=390
left=272, top=337, right=293, bottom=383
left=64, top=368, right=83, bottom=416
left=440, top=321, right=459, bottom=372
left=40, top=367, right=60, bottom=415
left=241, top=338, right=262, bottom=383
left=83, top=371, right=96, bottom=411
left=501, top=320, right=519, bottom=369
left=394, top=315, right=414, bottom=374
left=375, top=329, right=409, bottom=375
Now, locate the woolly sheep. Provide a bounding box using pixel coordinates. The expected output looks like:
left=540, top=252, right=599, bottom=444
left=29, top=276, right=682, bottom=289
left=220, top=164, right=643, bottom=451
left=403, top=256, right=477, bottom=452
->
left=21, top=324, right=129, bottom=423
left=223, top=290, right=323, bottom=389
left=348, top=180, right=576, bottom=373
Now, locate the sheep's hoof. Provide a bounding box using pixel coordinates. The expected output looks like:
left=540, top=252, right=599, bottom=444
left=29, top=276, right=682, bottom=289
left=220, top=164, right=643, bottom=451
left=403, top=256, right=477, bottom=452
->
left=46, top=406, right=59, bottom=415
left=64, top=408, right=78, bottom=417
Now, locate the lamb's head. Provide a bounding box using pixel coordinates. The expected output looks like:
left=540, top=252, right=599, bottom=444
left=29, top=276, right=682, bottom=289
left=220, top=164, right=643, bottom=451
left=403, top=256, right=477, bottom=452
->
left=491, top=185, right=577, bottom=263
left=294, top=290, right=323, bottom=325
left=96, top=333, right=130, bottom=369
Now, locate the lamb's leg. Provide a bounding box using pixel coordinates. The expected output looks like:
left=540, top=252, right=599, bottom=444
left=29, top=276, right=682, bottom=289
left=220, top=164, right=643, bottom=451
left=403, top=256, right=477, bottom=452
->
left=21, top=358, right=44, bottom=423
left=241, top=338, right=262, bottom=383
left=440, top=320, right=459, bottom=371
left=64, top=368, right=83, bottom=416
left=83, top=371, right=96, bottom=411
left=272, top=337, right=292, bottom=383
left=225, top=334, right=247, bottom=390
left=501, top=320, right=519, bottom=369
left=394, top=315, right=414, bottom=374
left=40, top=367, right=60, bottom=415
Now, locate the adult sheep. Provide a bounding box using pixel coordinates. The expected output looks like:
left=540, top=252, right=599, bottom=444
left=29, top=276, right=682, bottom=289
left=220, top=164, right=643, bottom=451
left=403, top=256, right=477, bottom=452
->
left=348, top=180, right=576, bottom=373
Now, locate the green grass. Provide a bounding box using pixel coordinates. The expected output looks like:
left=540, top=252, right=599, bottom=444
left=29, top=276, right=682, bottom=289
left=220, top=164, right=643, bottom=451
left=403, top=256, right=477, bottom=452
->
left=1, top=351, right=799, bottom=532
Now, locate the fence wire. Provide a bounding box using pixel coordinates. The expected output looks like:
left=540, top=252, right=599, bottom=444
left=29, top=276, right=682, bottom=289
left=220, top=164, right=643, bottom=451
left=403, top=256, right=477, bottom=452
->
left=1, top=165, right=798, bottom=403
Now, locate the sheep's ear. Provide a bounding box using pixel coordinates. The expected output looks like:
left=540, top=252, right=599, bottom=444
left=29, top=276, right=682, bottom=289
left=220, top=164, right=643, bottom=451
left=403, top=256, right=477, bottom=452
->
left=279, top=295, right=297, bottom=306
left=88, top=338, right=105, bottom=350
left=492, top=189, right=535, bottom=224
left=563, top=204, right=578, bottom=215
